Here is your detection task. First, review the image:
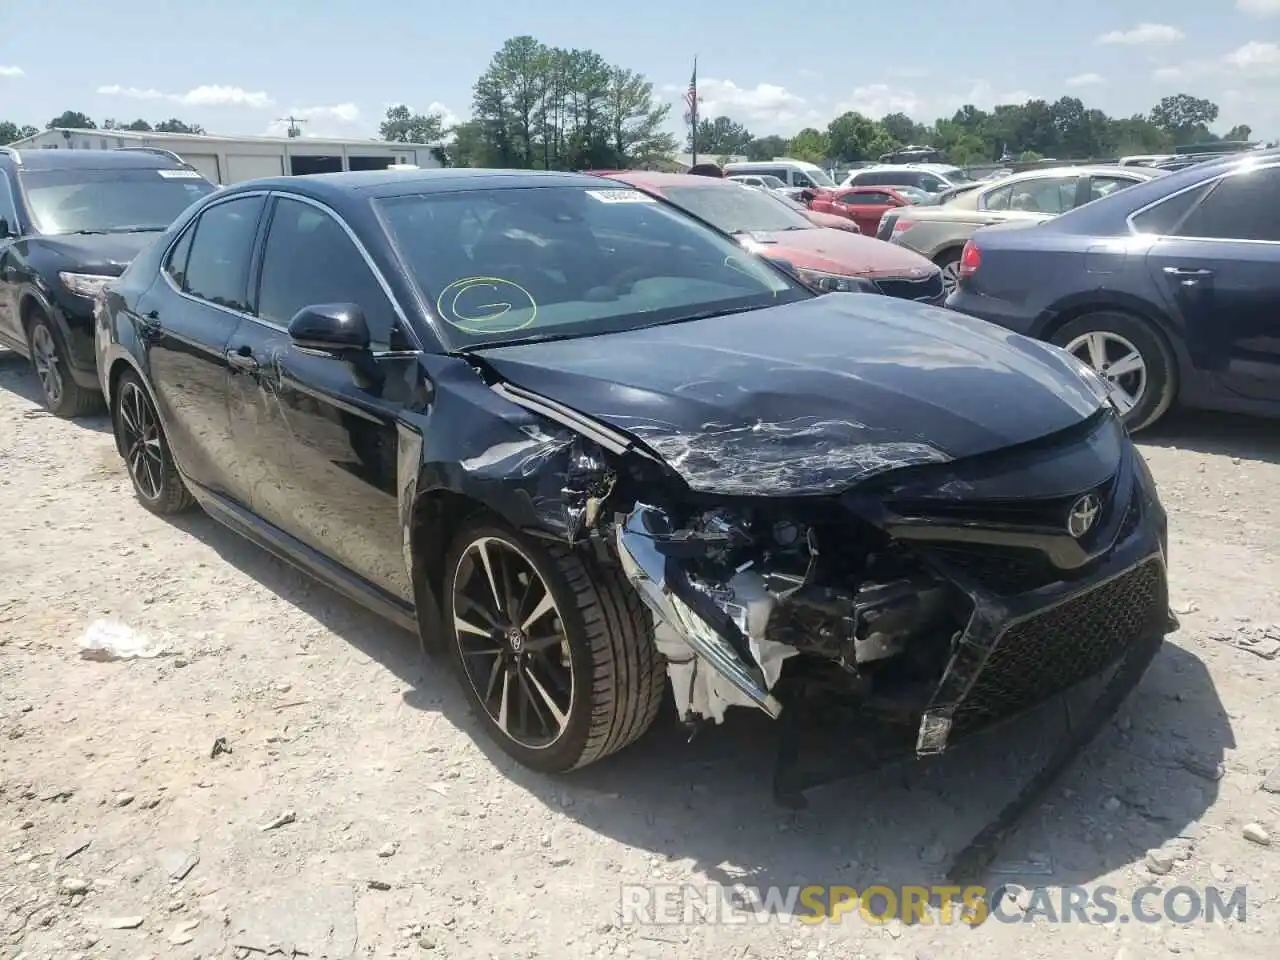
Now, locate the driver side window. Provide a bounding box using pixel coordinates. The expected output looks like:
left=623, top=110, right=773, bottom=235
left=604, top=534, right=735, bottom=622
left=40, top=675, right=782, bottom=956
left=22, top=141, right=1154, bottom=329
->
left=0, top=173, right=19, bottom=236
left=255, top=196, right=402, bottom=350
left=792, top=172, right=816, bottom=188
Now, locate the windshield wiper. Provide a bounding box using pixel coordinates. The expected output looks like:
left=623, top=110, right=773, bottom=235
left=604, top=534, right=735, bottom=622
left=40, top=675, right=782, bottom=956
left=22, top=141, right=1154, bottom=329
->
left=109, top=225, right=168, bottom=233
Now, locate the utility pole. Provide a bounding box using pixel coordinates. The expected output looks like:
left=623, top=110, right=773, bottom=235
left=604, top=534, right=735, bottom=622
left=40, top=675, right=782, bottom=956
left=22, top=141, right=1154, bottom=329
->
left=276, top=116, right=309, bottom=138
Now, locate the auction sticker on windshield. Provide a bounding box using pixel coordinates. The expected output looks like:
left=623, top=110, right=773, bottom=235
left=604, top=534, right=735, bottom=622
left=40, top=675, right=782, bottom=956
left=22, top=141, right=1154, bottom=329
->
left=156, top=169, right=206, bottom=178
left=585, top=189, right=656, bottom=203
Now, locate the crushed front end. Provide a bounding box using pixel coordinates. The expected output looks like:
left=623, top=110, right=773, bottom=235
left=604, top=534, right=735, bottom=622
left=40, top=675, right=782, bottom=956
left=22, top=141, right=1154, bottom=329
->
left=609, top=406, right=1173, bottom=792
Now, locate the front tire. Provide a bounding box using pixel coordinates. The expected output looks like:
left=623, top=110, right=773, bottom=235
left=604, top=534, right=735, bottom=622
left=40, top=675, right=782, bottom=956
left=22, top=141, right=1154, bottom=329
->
left=26, top=312, right=103, bottom=418
left=1051, top=311, right=1177, bottom=431
left=443, top=519, right=664, bottom=773
left=112, top=371, right=195, bottom=515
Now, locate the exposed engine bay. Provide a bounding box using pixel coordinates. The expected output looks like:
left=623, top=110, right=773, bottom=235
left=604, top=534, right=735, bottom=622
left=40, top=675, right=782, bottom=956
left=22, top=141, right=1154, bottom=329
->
left=614, top=500, right=969, bottom=729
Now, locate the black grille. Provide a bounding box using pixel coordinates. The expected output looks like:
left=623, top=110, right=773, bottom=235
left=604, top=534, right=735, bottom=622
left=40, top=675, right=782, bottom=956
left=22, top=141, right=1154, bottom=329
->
left=951, top=559, right=1162, bottom=734
left=928, top=545, right=1062, bottom=594
left=874, top=271, right=944, bottom=303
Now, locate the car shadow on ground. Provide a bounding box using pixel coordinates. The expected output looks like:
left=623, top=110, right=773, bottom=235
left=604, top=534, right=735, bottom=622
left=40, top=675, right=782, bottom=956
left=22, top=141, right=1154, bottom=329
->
left=1140, top=408, right=1280, bottom=466
left=165, top=508, right=1231, bottom=914
left=0, top=351, right=112, bottom=435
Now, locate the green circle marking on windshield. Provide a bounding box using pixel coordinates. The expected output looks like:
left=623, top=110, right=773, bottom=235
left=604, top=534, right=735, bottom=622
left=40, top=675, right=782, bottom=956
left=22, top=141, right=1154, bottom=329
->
left=436, top=277, right=538, bottom=334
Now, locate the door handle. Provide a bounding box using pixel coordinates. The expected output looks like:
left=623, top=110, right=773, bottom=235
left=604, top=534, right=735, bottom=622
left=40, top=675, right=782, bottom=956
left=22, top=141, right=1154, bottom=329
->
left=1162, top=267, right=1213, bottom=277
left=226, top=346, right=259, bottom=373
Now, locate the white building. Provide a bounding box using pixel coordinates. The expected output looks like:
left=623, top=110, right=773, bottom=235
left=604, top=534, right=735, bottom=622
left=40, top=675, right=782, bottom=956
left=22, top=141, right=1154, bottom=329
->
left=10, top=127, right=444, bottom=185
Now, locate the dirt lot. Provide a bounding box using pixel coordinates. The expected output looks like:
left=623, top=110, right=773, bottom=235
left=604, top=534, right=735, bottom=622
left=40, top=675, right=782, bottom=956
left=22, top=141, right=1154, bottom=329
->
left=2, top=351, right=1279, bottom=960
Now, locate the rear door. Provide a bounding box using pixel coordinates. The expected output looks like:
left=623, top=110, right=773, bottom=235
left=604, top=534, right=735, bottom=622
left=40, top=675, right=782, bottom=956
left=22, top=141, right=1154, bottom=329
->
left=224, top=193, right=416, bottom=601
left=142, top=192, right=267, bottom=496
left=1140, top=162, right=1280, bottom=402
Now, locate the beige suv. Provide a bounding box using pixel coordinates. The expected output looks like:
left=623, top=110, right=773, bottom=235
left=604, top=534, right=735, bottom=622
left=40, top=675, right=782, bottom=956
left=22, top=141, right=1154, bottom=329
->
left=879, top=166, right=1164, bottom=296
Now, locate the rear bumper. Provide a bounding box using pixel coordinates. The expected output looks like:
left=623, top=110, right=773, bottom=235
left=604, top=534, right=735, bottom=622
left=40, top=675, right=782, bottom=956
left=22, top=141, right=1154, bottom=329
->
left=944, top=288, right=1041, bottom=337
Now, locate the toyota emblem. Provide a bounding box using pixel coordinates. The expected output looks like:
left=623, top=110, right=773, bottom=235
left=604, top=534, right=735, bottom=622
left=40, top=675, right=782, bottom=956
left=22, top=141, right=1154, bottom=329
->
left=1066, top=493, right=1102, bottom=538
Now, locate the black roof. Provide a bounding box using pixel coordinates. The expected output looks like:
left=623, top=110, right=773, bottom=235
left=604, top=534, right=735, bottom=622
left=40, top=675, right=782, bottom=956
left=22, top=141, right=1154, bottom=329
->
left=0, top=147, right=190, bottom=171
left=222, top=167, right=604, bottom=203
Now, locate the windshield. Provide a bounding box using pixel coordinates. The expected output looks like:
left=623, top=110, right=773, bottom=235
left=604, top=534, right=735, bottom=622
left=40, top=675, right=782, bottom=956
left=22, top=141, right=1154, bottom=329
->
left=943, top=168, right=978, bottom=184
left=20, top=167, right=215, bottom=235
left=804, top=167, right=836, bottom=187
left=662, top=183, right=814, bottom=233
left=376, top=185, right=808, bottom=350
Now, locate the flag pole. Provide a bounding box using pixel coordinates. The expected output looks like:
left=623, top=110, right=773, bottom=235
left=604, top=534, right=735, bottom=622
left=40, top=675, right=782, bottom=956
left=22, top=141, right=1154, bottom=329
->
left=689, top=56, right=699, bottom=167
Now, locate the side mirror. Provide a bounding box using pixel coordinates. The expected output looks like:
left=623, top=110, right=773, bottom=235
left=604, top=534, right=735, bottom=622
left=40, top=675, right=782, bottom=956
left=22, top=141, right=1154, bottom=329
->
left=0, top=217, right=15, bottom=239
left=288, top=303, right=370, bottom=358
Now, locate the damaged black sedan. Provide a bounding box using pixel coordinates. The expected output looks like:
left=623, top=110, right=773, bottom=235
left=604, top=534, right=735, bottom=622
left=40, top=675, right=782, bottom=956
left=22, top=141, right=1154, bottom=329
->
left=96, top=169, right=1175, bottom=783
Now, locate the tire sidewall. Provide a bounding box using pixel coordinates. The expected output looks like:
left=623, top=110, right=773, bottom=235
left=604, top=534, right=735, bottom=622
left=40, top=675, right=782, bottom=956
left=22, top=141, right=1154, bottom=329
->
left=113, top=371, right=175, bottom=509
left=1051, top=311, right=1177, bottom=431
left=934, top=249, right=962, bottom=296
left=25, top=314, right=68, bottom=412
left=442, top=520, right=598, bottom=773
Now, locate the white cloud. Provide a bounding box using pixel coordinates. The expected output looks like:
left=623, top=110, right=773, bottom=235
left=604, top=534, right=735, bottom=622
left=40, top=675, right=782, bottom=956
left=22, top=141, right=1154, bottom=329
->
left=97, top=84, right=273, bottom=108
left=1096, top=23, right=1185, bottom=46
left=1223, top=40, right=1280, bottom=77
left=672, top=77, right=818, bottom=133
left=1236, top=0, right=1280, bottom=14
left=835, top=83, right=927, bottom=119
left=1065, top=72, right=1106, bottom=87
left=0, top=65, right=23, bottom=77
left=1152, top=65, right=1185, bottom=81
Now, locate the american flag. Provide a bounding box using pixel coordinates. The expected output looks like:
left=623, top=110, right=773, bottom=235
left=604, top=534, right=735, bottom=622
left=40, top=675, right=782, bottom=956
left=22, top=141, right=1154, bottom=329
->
left=684, top=60, right=698, bottom=116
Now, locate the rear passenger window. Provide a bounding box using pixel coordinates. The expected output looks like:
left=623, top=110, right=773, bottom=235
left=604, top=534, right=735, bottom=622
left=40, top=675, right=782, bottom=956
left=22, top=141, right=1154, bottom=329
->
left=1130, top=183, right=1214, bottom=236
left=182, top=196, right=264, bottom=311
left=1170, top=167, right=1280, bottom=242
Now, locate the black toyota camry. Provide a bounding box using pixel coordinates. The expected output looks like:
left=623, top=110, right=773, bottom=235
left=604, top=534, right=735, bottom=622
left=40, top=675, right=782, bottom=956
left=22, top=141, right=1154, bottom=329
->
left=95, top=168, right=1174, bottom=785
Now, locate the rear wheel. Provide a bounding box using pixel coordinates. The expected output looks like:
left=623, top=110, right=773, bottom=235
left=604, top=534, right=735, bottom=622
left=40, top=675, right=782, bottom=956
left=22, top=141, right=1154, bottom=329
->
left=112, top=371, right=195, bottom=514
left=26, top=312, right=102, bottom=418
left=1051, top=311, right=1177, bottom=431
left=935, top=250, right=963, bottom=298
left=443, top=519, right=664, bottom=773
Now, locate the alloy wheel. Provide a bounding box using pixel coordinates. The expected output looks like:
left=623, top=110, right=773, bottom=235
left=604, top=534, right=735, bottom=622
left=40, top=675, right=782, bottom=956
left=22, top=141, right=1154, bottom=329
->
left=30, top=324, right=64, bottom=408
left=118, top=381, right=165, bottom=501
left=939, top=259, right=961, bottom=297
left=1064, top=330, right=1147, bottom=417
left=450, top=536, right=574, bottom=749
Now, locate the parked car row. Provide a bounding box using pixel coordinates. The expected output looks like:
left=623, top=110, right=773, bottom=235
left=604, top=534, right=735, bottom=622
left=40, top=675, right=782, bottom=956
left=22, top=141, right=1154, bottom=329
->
left=0, top=142, right=1266, bottom=796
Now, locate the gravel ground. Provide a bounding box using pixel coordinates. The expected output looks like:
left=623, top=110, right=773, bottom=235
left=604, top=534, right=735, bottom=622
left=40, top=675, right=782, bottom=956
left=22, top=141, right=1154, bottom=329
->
left=2, top=350, right=1279, bottom=960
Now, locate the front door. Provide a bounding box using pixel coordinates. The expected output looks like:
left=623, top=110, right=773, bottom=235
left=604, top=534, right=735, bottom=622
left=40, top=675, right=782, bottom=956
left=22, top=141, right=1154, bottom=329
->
left=141, top=192, right=266, bottom=495
left=1143, top=163, right=1280, bottom=403
left=225, top=193, right=416, bottom=601
left=0, top=170, right=23, bottom=347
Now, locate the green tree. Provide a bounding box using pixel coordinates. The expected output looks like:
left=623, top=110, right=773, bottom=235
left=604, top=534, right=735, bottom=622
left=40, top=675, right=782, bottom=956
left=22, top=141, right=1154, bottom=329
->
left=879, top=112, right=921, bottom=146
left=745, top=134, right=789, bottom=161
left=689, top=115, right=753, bottom=155
left=154, top=118, right=205, bottom=134
left=47, top=111, right=95, bottom=130
left=788, top=128, right=830, bottom=164
left=468, top=35, right=674, bottom=170
left=1224, top=124, right=1252, bottom=141
left=0, top=121, right=37, bottom=144
left=1149, top=94, right=1220, bottom=145
left=379, top=105, right=446, bottom=144
left=825, top=111, right=880, bottom=161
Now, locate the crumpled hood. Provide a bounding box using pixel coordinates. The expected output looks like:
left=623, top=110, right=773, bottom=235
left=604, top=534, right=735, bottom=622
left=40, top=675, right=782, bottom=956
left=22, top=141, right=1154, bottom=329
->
left=37, top=232, right=157, bottom=275
left=740, top=227, right=936, bottom=279
left=475, top=294, right=1104, bottom=495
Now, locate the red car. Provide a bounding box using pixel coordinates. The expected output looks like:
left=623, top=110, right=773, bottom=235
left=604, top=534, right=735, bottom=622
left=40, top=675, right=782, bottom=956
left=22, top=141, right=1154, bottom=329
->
left=603, top=172, right=943, bottom=302
left=810, top=186, right=918, bottom=234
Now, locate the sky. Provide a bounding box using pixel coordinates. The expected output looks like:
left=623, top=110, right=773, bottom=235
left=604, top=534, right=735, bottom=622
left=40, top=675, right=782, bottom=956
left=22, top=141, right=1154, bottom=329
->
left=3, top=1, right=1278, bottom=143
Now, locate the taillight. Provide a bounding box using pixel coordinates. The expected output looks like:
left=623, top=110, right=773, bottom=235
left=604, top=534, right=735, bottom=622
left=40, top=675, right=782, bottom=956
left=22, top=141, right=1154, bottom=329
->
left=959, top=240, right=981, bottom=279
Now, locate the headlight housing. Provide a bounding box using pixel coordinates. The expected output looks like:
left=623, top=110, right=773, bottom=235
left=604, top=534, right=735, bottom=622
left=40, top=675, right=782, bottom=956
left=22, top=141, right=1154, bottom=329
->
left=795, top=269, right=879, bottom=294
left=59, top=272, right=116, bottom=299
